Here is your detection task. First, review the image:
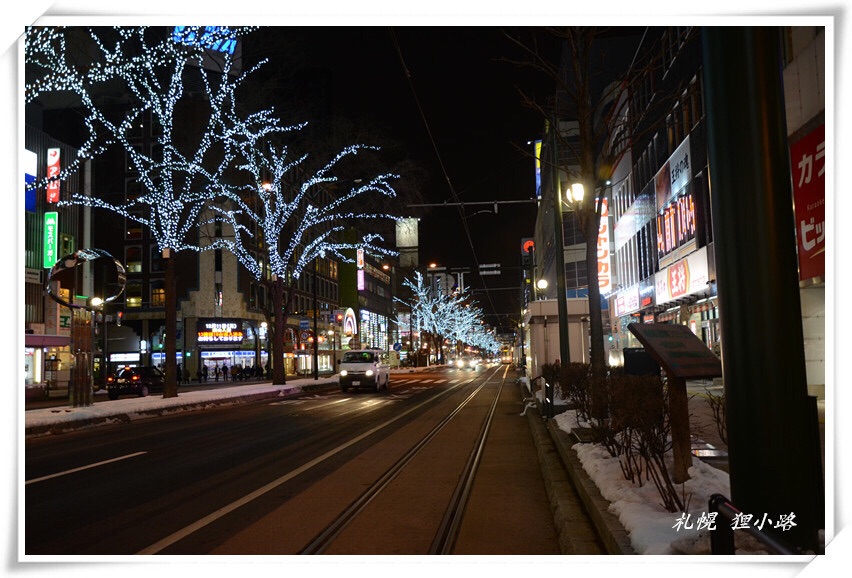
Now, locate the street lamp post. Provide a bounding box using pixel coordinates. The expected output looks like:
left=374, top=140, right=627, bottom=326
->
left=535, top=278, right=549, bottom=300
left=549, top=121, right=570, bottom=372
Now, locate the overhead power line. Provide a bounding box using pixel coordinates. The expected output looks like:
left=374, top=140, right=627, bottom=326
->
left=389, top=27, right=503, bottom=323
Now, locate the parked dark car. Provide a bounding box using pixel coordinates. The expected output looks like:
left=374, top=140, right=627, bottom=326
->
left=106, top=366, right=166, bottom=400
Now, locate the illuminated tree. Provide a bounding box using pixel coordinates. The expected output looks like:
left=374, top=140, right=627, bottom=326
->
left=25, top=26, right=277, bottom=397
left=397, top=272, right=496, bottom=363
left=210, top=128, right=399, bottom=384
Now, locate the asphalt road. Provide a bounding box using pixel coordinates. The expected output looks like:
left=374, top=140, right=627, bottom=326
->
left=25, top=365, right=587, bottom=556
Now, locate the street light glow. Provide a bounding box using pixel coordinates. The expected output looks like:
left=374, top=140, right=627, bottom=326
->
left=571, top=183, right=585, bottom=203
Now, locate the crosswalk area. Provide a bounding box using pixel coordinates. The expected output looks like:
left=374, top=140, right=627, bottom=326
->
left=268, top=377, right=473, bottom=409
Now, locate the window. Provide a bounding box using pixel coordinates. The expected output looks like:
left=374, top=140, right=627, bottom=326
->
left=126, top=211, right=143, bottom=240
left=125, top=144, right=142, bottom=172
left=59, top=233, right=75, bottom=258
left=565, top=260, right=588, bottom=289
left=151, top=280, right=165, bottom=307
left=150, top=247, right=164, bottom=272
left=125, top=246, right=143, bottom=273
left=126, top=178, right=143, bottom=202
left=688, top=76, right=704, bottom=130
left=125, top=281, right=142, bottom=308
left=562, top=212, right=584, bottom=246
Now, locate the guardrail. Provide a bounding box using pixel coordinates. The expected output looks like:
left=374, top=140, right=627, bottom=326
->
left=708, top=494, right=800, bottom=554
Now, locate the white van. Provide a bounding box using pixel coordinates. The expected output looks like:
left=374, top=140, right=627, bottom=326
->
left=338, top=349, right=391, bottom=393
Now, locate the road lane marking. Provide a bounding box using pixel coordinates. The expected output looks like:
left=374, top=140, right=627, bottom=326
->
left=136, top=376, right=480, bottom=555
left=26, top=451, right=148, bottom=485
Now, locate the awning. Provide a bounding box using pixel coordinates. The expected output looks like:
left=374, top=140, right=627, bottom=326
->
left=25, top=334, right=71, bottom=348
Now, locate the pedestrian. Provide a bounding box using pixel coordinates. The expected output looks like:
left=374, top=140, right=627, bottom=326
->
left=196, top=368, right=202, bottom=383
left=214, top=364, right=220, bottom=382
left=202, top=364, right=208, bottom=382
left=182, top=365, right=190, bottom=384
left=177, top=363, right=182, bottom=384
left=222, top=363, right=228, bottom=381
left=231, top=364, right=239, bottom=381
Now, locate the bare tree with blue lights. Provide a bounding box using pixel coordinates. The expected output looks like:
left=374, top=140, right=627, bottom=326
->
left=210, top=128, right=399, bottom=384
left=25, top=25, right=280, bottom=397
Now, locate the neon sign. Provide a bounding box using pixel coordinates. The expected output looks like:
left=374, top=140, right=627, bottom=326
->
left=46, top=148, right=60, bottom=203
left=43, top=212, right=58, bottom=269
left=172, top=26, right=237, bottom=55
left=196, top=318, right=244, bottom=343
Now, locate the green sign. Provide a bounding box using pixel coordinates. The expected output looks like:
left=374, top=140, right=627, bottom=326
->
left=43, top=212, right=59, bottom=269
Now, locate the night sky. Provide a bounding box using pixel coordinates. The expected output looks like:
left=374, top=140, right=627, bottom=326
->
left=253, top=26, right=555, bottom=332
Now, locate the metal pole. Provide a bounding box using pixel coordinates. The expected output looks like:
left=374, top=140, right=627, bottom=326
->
left=550, top=118, right=570, bottom=367
left=702, top=27, right=821, bottom=553
left=102, top=305, right=109, bottom=389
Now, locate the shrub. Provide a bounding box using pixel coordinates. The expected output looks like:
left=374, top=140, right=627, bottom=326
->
left=705, top=387, right=727, bottom=445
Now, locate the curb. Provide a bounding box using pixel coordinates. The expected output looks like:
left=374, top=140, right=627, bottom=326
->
left=542, top=417, right=635, bottom=554
left=24, top=384, right=339, bottom=438
left=519, top=378, right=634, bottom=555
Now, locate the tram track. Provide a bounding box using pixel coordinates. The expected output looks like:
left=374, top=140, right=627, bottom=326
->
left=300, top=364, right=509, bottom=555
left=136, top=367, right=503, bottom=555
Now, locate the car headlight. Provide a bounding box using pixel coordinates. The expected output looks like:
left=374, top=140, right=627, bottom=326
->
left=366, top=370, right=374, bottom=377
left=340, top=370, right=348, bottom=377
left=457, top=360, right=464, bottom=368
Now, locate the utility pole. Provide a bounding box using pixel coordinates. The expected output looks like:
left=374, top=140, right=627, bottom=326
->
left=702, top=27, right=822, bottom=553
left=549, top=118, right=571, bottom=369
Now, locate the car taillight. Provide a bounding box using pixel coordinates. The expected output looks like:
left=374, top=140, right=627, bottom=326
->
left=132, top=375, right=140, bottom=381
left=107, top=376, right=114, bottom=383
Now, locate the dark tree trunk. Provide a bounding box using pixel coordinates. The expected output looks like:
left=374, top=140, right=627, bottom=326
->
left=163, top=250, right=178, bottom=398
left=584, top=216, right=607, bottom=376
left=272, top=276, right=286, bottom=385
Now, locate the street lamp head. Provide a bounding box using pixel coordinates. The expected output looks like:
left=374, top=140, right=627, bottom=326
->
left=90, top=297, right=104, bottom=308
left=571, top=183, right=585, bottom=203
left=536, top=279, right=549, bottom=290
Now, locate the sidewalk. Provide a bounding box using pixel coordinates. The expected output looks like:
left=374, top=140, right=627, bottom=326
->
left=23, top=366, right=445, bottom=437
left=530, top=376, right=827, bottom=555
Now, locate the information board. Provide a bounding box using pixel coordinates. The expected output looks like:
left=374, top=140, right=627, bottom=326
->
left=627, top=322, right=722, bottom=379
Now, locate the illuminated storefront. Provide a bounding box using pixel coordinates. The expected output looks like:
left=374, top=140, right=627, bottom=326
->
left=359, top=308, right=389, bottom=351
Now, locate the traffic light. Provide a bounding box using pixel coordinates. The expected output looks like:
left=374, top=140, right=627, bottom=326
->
left=117, top=311, right=123, bottom=326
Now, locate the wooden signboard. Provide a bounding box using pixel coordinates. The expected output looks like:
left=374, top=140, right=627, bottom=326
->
left=627, top=322, right=722, bottom=379
left=627, top=322, right=722, bottom=483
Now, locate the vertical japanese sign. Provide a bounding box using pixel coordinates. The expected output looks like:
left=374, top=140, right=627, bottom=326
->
left=46, top=148, right=61, bottom=203
left=356, top=248, right=365, bottom=290
left=43, top=212, right=59, bottom=269
left=597, top=199, right=612, bottom=293
left=24, top=149, right=38, bottom=212
left=534, top=140, right=542, bottom=199
left=790, top=124, right=825, bottom=281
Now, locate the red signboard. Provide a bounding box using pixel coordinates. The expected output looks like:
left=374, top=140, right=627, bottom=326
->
left=46, top=148, right=60, bottom=203
left=790, top=124, right=825, bottom=281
